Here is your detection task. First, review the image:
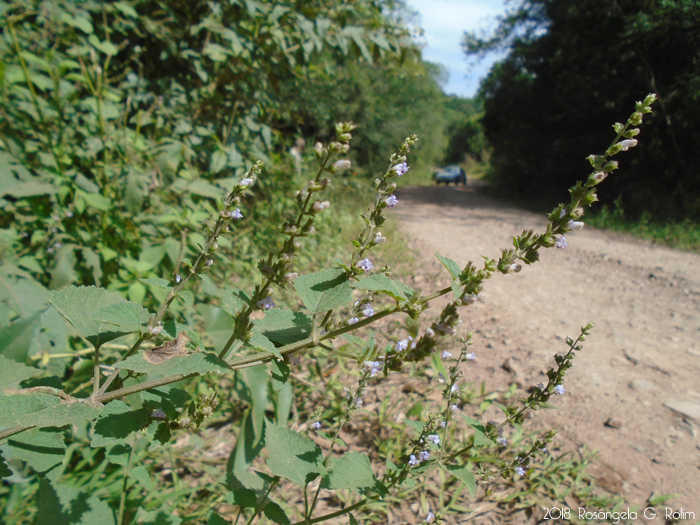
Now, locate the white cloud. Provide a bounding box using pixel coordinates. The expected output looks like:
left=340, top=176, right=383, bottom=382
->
left=405, top=0, right=508, bottom=97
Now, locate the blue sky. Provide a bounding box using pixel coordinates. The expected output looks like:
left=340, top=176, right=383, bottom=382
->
left=404, top=0, right=508, bottom=98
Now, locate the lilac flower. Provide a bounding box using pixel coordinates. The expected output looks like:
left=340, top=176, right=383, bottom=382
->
left=539, top=447, right=548, bottom=454
left=497, top=437, right=507, bottom=447
left=507, top=263, right=522, bottom=273
left=240, top=178, right=254, bottom=186
left=553, top=385, right=566, bottom=395
left=441, top=350, right=453, bottom=360
left=354, top=398, right=363, bottom=407
left=426, top=327, right=435, bottom=338
left=149, top=324, right=163, bottom=335
left=428, top=434, right=441, bottom=445
left=437, top=373, right=446, bottom=384
left=408, top=454, right=419, bottom=467
left=361, top=304, right=374, bottom=317
left=312, top=421, right=322, bottom=430
left=450, top=404, right=460, bottom=412
left=418, top=450, right=430, bottom=461
left=536, top=383, right=546, bottom=391
left=230, top=208, right=243, bottom=219
left=436, top=323, right=456, bottom=336
left=425, top=511, right=435, bottom=524
left=567, top=220, right=584, bottom=231
left=363, top=360, right=381, bottom=377
left=374, top=232, right=386, bottom=244
left=618, top=139, right=638, bottom=151
left=348, top=317, right=359, bottom=325
left=466, top=352, right=477, bottom=361
left=395, top=339, right=410, bottom=352
left=515, top=466, right=526, bottom=477
left=554, top=235, right=568, bottom=249
left=393, top=162, right=409, bottom=177
left=205, top=259, right=213, bottom=267
left=175, top=275, right=182, bottom=284
left=440, top=421, right=447, bottom=429
left=151, top=408, right=166, bottom=419
left=461, top=293, right=480, bottom=305
left=385, top=195, right=399, bottom=208
left=358, top=258, right=374, bottom=272
left=333, top=159, right=351, bottom=171
left=257, top=296, right=276, bottom=310
left=313, top=200, right=330, bottom=211
left=284, top=272, right=298, bottom=283
left=450, top=384, right=459, bottom=394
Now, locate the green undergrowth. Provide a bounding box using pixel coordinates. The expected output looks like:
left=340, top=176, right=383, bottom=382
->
left=586, top=198, right=700, bottom=253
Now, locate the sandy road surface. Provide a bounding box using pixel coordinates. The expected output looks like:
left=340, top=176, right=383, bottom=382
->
left=393, top=183, right=700, bottom=512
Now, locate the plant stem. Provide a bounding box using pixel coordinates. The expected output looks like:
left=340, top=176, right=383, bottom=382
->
left=117, top=444, right=134, bottom=525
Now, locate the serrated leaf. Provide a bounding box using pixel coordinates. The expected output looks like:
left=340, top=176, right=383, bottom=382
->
left=249, top=333, right=282, bottom=360
left=270, top=360, right=290, bottom=392
left=7, top=428, right=65, bottom=473
left=351, top=274, right=414, bottom=302
left=139, top=278, right=172, bottom=290
left=0, top=355, right=42, bottom=391
left=265, top=422, right=323, bottom=486
left=435, top=253, right=461, bottom=280
left=294, top=268, right=351, bottom=314
left=177, top=290, right=194, bottom=306
left=35, top=479, right=116, bottom=525
left=210, top=150, right=228, bottom=174
left=263, top=501, right=290, bottom=525
left=148, top=423, right=171, bottom=451
left=105, top=443, right=131, bottom=465
left=130, top=465, right=153, bottom=490
left=221, top=289, right=249, bottom=317
left=254, top=309, right=311, bottom=346
left=322, top=451, right=376, bottom=491
left=450, top=280, right=463, bottom=299
left=208, top=513, right=230, bottom=525
left=115, top=351, right=231, bottom=376
left=92, top=404, right=151, bottom=447
left=445, top=464, right=476, bottom=498
left=0, top=393, right=99, bottom=429
left=50, top=286, right=149, bottom=346
left=472, top=427, right=494, bottom=447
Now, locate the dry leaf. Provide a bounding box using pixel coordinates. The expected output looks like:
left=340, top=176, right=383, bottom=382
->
left=143, top=332, right=190, bottom=364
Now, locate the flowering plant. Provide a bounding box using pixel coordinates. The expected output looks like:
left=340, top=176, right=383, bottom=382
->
left=0, top=93, right=657, bottom=523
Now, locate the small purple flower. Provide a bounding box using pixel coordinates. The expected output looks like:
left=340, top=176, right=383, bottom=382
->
left=363, top=360, right=381, bottom=377
left=441, top=350, right=453, bottom=360
left=348, top=317, right=359, bottom=325
left=450, top=384, right=459, bottom=394
left=395, top=339, right=410, bottom=352
left=333, top=159, right=351, bottom=171
left=555, top=235, right=567, bottom=249
left=440, top=420, right=447, bottom=429
left=205, top=259, right=213, bottom=267
left=358, top=258, right=374, bottom=272
left=553, top=385, right=565, bottom=395
left=567, top=220, right=584, bottom=231
left=408, top=454, right=419, bottom=467
left=536, top=383, right=546, bottom=391
left=312, top=200, right=330, bottom=211
left=393, top=162, right=409, bottom=177
left=385, top=195, right=399, bottom=208
left=151, top=408, right=166, bottom=419
left=618, top=139, right=638, bottom=151
left=312, top=421, right=322, bottom=430
left=428, top=434, right=440, bottom=445
left=418, top=450, right=430, bottom=461
left=425, top=511, right=435, bottom=524
left=497, top=437, right=507, bottom=447
left=374, top=232, right=386, bottom=244
left=426, top=327, right=435, bottom=338
left=515, top=466, right=526, bottom=477
left=240, top=178, right=254, bottom=187
left=175, top=274, right=182, bottom=284
left=539, top=447, right=548, bottom=454
left=466, top=352, right=476, bottom=361
left=230, top=208, right=243, bottom=219
left=257, top=296, right=276, bottom=310
left=450, top=404, right=460, bottom=412
left=361, top=304, right=374, bottom=317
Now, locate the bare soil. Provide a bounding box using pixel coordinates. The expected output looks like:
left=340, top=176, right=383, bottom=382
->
left=392, top=183, right=700, bottom=513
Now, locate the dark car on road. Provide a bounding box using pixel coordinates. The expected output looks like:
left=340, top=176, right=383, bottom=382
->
left=432, top=165, right=467, bottom=185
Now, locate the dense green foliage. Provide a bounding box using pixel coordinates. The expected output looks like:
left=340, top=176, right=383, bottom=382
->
left=465, top=0, right=700, bottom=221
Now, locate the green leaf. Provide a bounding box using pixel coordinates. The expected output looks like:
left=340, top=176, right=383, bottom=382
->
left=472, top=427, right=494, bottom=447
left=210, top=150, right=228, bottom=174
left=130, top=465, right=153, bottom=490
left=351, top=274, right=414, bottom=302
left=322, top=451, right=377, bottom=491
left=249, top=333, right=282, bottom=360
left=140, top=278, right=172, bottom=290
left=105, top=443, right=131, bottom=465
left=208, top=513, right=230, bottom=525
left=91, top=402, right=151, bottom=447
left=0, top=455, right=11, bottom=478
left=294, top=268, right=352, bottom=314
left=0, top=393, right=100, bottom=429
left=228, top=411, right=265, bottom=474
left=435, top=253, right=462, bottom=280
left=177, top=290, right=195, bottom=307
left=148, top=423, right=171, bottom=451
left=274, top=380, right=293, bottom=427
left=187, top=179, right=222, bottom=199
left=88, top=34, right=118, bottom=56
left=36, top=479, right=116, bottom=525
left=254, top=309, right=311, bottom=346
left=265, top=421, right=323, bottom=486
left=115, top=351, right=231, bottom=376
left=50, top=286, right=149, bottom=346
left=263, top=501, right=290, bottom=525
left=50, top=245, right=77, bottom=289
left=270, top=360, right=289, bottom=392
left=7, top=428, right=65, bottom=473
left=243, top=365, right=268, bottom=443
left=404, top=419, right=425, bottom=434
left=221, top=289, right=249, bottom=317
left=81, top=192, right=112, bottom=211
left=0, top=355, right=42, bottom=391
left=135, top=508, right=181, bottom=525
left=445, top=464, right=476, bottom=498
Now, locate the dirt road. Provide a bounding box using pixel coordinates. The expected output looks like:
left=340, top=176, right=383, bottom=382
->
left=393, top=183, right=700, bottom=511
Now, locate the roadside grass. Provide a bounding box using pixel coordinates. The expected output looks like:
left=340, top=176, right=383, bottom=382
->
left=587, top=199, right=700, bottom=253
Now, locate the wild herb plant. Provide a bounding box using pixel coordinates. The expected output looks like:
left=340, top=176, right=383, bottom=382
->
left=0, top=92, right=657, bottom=524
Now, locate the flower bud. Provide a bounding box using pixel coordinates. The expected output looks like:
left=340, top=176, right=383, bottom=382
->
left=284, top=272, right=298, bottom=283
left=591, top=171, right=607, bottom=183
left=569, top=207, right=584, bottom=219
left=507, top=263, right=522, bottom=273
left=314, top=142, right=324, bottom=157
left=312, top=200, right=330, bottom=212
left=333, top=160, right=351, bottom=171
left=340, top=144, right=350, bottom=153
left=617, top=139, right=638, bottom=151
left=240, top=178, right=254, bottom=187
left=339, top=133, right=352, bottom=142
left=567, top=220, right=584, bottom=231
left=374, top=232, right=386, bottom=244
